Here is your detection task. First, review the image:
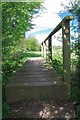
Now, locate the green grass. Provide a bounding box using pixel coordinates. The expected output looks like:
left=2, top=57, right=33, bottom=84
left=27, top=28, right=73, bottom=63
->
left=22, top=51, right=41, bottom=58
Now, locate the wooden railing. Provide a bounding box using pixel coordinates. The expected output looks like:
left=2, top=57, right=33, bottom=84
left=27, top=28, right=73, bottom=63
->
left=41, top=16, right=73, bottom=94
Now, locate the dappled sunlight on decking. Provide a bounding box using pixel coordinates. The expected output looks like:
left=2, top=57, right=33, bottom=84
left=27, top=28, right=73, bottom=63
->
left=5, top=58, right=75, bottom=118
left=10, top=99, right=75, bottom=118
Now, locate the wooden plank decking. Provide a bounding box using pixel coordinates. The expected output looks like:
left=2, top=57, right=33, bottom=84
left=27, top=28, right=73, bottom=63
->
left=5, top=57, right=69, bottom=103
left=5, top=57, right=75, bottom=118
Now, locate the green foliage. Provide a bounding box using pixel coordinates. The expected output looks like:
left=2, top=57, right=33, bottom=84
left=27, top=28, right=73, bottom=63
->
left=26, top=36, right=41, bottom=51
left=2, top=2, right=41, bottom=85
left=2, top=2, right=42, bottom=118
left=52, top=47, right=63, bottom=75
left=52, top=59, right=63, bottom=75
left=64, top=1, right=80, bottom=117
left=71, top=83, right=79, bottom=102
left=22, top=51, right=41, bottom=58
left=77, top=105, right=80, bottom=120
left=51, top=47, right=79, bottom=102
left=2, top=102, right=12, bottom=118
left=68, top=0, right=80, bottom=16
left=2, top=2, right=41, bottom=59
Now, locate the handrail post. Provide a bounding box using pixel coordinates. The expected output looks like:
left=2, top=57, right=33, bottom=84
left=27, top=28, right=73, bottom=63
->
left=41, top=43, right=44, bottom=57
left=62, top=20, right=71, bottom=95
left=41, top=16, right=73, bottom=98
left=43, top=42, right=46, bottom=60
left=48, top=36, right=52, bottom=62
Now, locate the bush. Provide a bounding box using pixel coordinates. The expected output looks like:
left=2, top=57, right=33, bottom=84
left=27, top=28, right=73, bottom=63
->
left=52, top=59, right=63, bottom=75
left=2, top=102, right=12, bottom=118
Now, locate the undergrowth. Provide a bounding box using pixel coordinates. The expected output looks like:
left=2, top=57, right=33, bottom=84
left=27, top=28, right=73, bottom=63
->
left=51, top=49, right=80, bottom=119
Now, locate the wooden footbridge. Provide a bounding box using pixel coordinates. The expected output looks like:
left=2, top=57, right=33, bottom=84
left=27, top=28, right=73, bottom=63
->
left=5, top=16, right=76, bottom=118
left=5, top=57, right=69, bottom=103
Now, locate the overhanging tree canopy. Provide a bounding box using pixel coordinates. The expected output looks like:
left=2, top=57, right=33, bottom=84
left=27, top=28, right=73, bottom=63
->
left=2, top=2, right=41, bottom=57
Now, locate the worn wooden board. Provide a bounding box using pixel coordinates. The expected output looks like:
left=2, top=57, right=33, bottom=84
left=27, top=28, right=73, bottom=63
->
left=5, top=58, right=69, bottom=103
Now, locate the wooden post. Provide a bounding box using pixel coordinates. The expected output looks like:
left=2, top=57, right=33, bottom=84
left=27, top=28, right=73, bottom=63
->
left=62, top=20, right=71, bottom=94
left=41, top=43, right=44, bottom=57
left=48, top=36, right=52, bottom=62
left=43, top=42, right=46, bottom=60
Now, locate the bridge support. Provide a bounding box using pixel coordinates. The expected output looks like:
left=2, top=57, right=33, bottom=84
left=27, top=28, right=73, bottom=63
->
left=41, top=43, right=44, bottom=57
left=41, top=16, right=73, bottom=97
left=41, top=42, right=46, bottom=60
left=43, top=42, right=46, bottom=60
left=62, top=20, right=71, bottom=94
left=48, top=36, right=52, bottom=62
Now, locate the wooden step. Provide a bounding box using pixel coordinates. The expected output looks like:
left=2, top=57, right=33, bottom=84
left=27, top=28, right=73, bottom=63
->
left=5, top=82, right=69, bottom=103
left=5, top=58, right=70, bottom=103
